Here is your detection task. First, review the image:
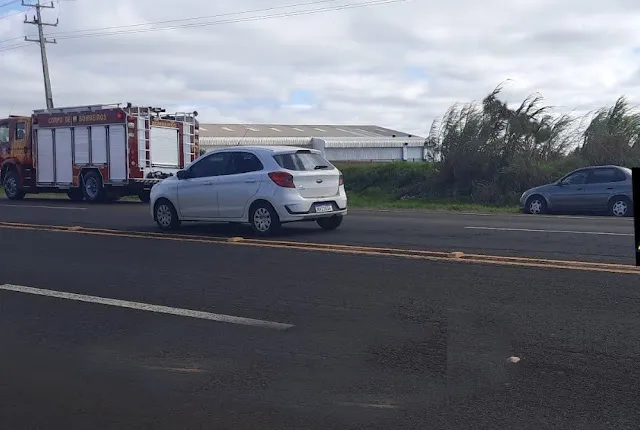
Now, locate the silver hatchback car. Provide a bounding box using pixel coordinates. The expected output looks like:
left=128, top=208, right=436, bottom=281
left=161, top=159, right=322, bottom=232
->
left=520, top=165, right=634, bottom=217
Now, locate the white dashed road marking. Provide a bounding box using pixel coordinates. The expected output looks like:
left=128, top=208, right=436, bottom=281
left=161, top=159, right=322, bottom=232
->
left=465, top=226, right=633, bottom=236
left=0, top=204, right=86, bottom=210
left=0, top=284, right=293, bottom=330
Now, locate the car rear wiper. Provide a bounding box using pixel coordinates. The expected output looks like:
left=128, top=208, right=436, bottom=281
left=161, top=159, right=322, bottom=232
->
left=314, top=165, right=329, bottom=169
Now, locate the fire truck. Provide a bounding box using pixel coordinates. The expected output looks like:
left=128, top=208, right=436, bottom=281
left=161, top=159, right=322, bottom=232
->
left=0, top=103, right=199, bottom=202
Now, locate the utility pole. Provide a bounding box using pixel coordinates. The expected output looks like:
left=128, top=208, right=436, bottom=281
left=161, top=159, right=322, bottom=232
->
left=22, top=0, right=58, bottom=109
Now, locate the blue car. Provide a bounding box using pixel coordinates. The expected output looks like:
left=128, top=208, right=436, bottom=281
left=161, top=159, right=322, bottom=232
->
left=520, top=165, right=634, bottom=217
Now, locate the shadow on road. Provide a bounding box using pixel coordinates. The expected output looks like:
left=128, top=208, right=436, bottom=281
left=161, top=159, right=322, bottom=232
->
left=16, top=197, right=143, bottom=206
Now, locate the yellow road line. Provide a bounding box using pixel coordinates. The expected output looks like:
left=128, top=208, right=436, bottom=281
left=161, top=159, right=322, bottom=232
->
left=0, top=221, right=638, bottom=275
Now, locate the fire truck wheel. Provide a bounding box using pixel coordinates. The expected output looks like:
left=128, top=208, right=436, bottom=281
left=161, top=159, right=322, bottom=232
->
left=154, top=199, right=180, bottom=230
left=3, top=170, right=25, bottom=200
left=81, top=171, right=105, bottom=203
left=66, top=189, right=84, bottom=202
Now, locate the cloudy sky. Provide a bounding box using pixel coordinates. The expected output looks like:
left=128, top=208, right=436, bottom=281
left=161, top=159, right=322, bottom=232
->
left=1, top=0, right=639, bottom=136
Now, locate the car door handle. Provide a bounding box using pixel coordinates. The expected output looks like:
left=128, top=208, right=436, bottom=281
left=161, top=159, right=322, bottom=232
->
left=607, top=187, right=613, bottom=190
left=245, top=179, right=256, bottom=183
left=204, top=181, right=215, bottom=185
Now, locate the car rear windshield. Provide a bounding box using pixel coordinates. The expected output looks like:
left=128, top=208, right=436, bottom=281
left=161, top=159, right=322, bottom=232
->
left=273, top=151, right=334, bottom=171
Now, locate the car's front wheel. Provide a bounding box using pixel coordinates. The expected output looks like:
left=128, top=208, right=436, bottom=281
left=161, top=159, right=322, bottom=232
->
left=525, top=195, right=547, bottom=215
left=249, top=201, right=280, bottom=236
left=317, top=215, right=343, bottom=230
left=154, top=199, right=181, bottom=230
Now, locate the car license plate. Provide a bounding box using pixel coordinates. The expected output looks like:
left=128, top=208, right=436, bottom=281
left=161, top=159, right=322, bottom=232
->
left=315, top=204, right=333, bottom=213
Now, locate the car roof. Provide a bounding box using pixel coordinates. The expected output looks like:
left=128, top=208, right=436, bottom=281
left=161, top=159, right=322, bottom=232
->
left=571, top=165, right=627, bottom=173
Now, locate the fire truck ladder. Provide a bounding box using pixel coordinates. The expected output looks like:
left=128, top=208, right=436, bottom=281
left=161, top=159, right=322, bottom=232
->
left=172, top=112, right=197, bottom=162
left=124, top=106, right=154, bottom=168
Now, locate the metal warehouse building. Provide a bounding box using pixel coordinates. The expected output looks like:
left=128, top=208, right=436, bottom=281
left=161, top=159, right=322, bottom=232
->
left=198, top=124, right=428, bottom=162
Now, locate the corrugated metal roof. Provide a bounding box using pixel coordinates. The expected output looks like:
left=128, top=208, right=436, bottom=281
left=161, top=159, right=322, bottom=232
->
left=198, top=123, right=422, bottom=139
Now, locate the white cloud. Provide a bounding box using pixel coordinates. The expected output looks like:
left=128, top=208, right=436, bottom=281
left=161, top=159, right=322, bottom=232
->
left=1, top=0, right=640, bottom=137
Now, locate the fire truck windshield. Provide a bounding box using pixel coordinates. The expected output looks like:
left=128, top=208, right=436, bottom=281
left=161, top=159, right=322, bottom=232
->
left=0, top=124, right=8, bottom=143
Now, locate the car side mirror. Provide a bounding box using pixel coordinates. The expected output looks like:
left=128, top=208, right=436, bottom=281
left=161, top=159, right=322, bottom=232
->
left=176, top=170, right=188, bottom=179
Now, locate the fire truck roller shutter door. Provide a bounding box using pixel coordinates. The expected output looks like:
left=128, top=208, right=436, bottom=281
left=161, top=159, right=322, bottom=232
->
left=54, top=127, right=73, bottom=184
left=90, top=126, right=107, bottom=164
left=108, top=125, right=127, bottom=181
left=74, top=127, right=89, bottom=164
left=36, top=129, right=54, bottom=183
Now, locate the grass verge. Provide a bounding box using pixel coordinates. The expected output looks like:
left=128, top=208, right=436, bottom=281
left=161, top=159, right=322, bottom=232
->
left=336, top=162, right=521, bottom=213
left=347, top=192, right=519, bottom=213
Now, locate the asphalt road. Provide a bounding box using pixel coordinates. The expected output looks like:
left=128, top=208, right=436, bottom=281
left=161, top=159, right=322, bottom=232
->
left=0, top=197, right=636, bottom=263
left=2, top=218, right=640, bottom=428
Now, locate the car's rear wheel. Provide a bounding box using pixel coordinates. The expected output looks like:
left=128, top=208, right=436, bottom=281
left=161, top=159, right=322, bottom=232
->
left=317, top=215, right=343, bottom=230
left=154, top=198, right=180, bottom=230
left=609, top=196, right=632, bottom=217
left=249, top=201, right=280, bottom=236
left=525, top=195, right=547, bottom=214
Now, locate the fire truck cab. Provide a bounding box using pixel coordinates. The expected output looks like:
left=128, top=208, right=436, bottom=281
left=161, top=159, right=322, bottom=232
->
left=0, top=103, right=199, bottom=203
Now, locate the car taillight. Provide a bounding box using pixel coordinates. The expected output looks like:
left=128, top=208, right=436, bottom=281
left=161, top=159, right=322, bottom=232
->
left=268, top=171, right=295, bottom=188
left=339, top=173, right=344, bottom=186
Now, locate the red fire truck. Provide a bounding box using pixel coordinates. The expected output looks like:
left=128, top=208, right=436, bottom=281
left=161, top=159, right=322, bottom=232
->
left=0, top=103, right=199, bottom=202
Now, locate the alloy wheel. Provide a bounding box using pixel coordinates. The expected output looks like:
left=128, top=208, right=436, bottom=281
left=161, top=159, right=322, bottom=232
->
left=253, top=207, right=272, bottom=232
left=156, top=204, right=173, bottom=227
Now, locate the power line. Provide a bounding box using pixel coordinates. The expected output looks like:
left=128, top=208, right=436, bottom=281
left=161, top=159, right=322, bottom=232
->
left=22, top=0, right=58, bottom=108
left=0, top=0, right=20, bottom=8
left=58, top=0, right=408, bottom=40
left=0, top=0, right=341, bottom=44
left=53, top=0, right=345, bottom=37
left=0, top=41, right=25, bottom=51
left=0, top=0, right=406, bottom=50
left=0, top=9, right=23, bottom=20
left=0, top=0, right=65, bottom=33
left=0, top=0, right=22, bottom=22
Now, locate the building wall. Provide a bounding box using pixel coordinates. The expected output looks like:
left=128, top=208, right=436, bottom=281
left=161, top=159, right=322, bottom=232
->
left=199, top=136, right=430, bottom=162
left=324, top=146, right=426, bottom=162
